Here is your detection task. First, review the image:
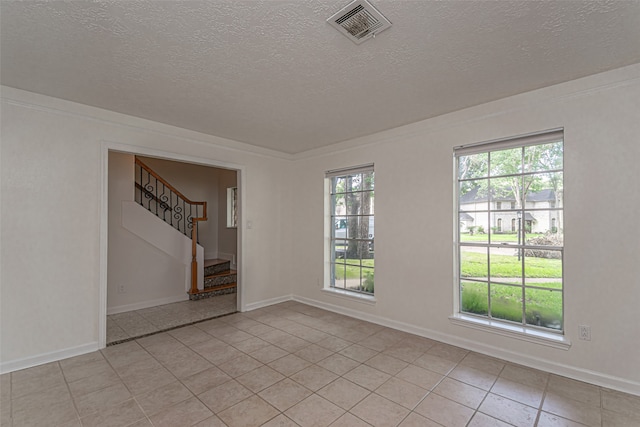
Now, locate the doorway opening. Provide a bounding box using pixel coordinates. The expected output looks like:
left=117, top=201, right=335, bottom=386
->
left=100, top=144, right=244, bottom=347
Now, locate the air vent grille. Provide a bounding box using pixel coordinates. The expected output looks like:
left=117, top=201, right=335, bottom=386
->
left=327, top=0, right=391, bottom=44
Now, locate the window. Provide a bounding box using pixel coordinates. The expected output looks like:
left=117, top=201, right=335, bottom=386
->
left=227, top=187, right=237, bottom=228
left=456, top=129, right=563, bottom=332
left=327, top=165, right=375, bottom=295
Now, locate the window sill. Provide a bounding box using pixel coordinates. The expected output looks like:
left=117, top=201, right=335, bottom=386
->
left=449, top=314, right=571, bottom=350
left=321, top=288, right=377, bottom=305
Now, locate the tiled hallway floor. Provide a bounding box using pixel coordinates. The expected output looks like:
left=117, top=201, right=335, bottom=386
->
left=3, top=300, right=640, bottom=426
left=107, top=293, right=237, bottom=345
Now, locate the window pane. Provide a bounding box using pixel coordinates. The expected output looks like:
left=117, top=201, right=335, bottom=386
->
left=332, top=262, right=346, bottom=289
left=334, top=239, right=347, bottom=260
left=345, top=191, right=374, bottom=216
left=333, top=196, right=346, bottom=216
left=351, top=173, right=364, bottom=191
left=490, top=147, right=522, bottom=177
left=355, top=215, right=374, bottom=240
left=490, top=247, right=521, bottom=285
left=524, top=252, right=562, bottom=290
left=362, top=171, right=375, bottom=190
left=460, top=247, right=487, bottom=281
left=461, top=281, right=488, bottom=316
left=491, top=176, right=522, bottom=208
left=459, top=153, right=488, bottom=180
left=525, top=141, right=563, bottom=173
left=332, top=177, right=346, bottom=195
left=489, top=211, right=519, bottom=245
left=459, top=179, right=488, bottom=211
left=459, top=212, right=488, bottom=243
left=525, top=288, right=562, bottom=330
left=490, top=284, right=523, bottom=323
left=523, top=211, right=563, bottom=240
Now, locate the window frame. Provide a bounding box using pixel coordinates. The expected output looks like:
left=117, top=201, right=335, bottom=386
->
left=453, top=129, right=565, bottom=338
left=325, top=164, right=375, bottom=297
left=226, top=187, right=238, bottom=228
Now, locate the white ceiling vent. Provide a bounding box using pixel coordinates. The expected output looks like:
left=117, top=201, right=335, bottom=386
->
left=327, top=0, right=391, bottom=44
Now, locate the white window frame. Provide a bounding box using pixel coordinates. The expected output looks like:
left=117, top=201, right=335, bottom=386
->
left=325, top=164, right=375, bottom=299
left=226, top=187, right=237, bottom=228
left=451, top=129, right=569, bottom=348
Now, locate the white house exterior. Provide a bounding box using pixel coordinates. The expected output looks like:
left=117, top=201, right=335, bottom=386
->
left=459, top=188, right=562, bottom=234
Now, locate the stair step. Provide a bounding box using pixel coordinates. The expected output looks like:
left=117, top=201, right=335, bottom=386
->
left=189, top=284, right=236, bottom=301
left=204, top=259, right=232, bottom=276
left=204, top=270, right=237, bottom=289
left=206, top=269, right=237, bottom=279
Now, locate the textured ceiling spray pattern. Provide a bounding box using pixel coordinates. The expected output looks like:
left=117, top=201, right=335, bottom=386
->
left=1, top=0, right=639, bottom=154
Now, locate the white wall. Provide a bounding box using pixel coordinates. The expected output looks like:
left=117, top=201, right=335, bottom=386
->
left=0, top=87, right=293, bottom=370
left=107, top=152, right=188, bottom=312
left=290, top=64, right=640, bottom=395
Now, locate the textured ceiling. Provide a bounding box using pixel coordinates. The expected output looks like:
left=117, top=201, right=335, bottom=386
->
left=2, top=1, right=640, bottom=154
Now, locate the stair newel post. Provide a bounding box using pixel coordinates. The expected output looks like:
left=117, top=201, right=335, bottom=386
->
left=190, top=218, right=198, bottom=295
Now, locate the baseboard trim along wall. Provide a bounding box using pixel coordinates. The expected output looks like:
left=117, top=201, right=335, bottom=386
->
left=0, top=342, right=100, bottom=374
left=107, top=294, right=189, bottom=315
left=5, top=292, right=637, bottom=397
left=291, top=295, right=640, bottom=397
left=243, top=294, right=293, bottom=312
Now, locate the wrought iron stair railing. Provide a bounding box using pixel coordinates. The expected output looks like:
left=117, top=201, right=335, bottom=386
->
left=134, top=157, right=207, bottom=294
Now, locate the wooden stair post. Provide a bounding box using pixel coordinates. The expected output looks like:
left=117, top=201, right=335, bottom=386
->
left=191, top=218, right=198, bottom=295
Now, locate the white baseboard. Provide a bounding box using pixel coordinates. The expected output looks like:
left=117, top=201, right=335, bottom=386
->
left=292, top=295, right=640, bottom=397
left=0, top=342, right=100, bottom=374
left=204, top=251, right=218, bottom=260
left=243, top=294, right=293, bottom=312
left=107, top=294, right=189, bottom=315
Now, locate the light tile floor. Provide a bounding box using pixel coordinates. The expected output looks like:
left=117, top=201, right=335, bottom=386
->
left=3, top=300, right=640, bottom=426
left=107, top=293, right=237, bottom=345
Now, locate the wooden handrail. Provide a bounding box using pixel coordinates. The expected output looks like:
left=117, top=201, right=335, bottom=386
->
left=136, top=157, right=207, bottom=216
left=135, top=157, right=207, bottom=294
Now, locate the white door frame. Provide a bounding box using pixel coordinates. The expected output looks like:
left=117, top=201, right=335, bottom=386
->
left=99, top=141, right=245, bottom=348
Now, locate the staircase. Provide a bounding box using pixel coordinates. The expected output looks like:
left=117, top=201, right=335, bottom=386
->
left=135, top=157, right=238, bottom=299
left=189, top=259, right=237, bottom=300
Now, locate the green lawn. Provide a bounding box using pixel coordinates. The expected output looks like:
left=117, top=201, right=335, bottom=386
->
left=461, top=281, right=562, bottom=329
left=333, top=259, right=374, bottom=280
left=460, top=251, right=561, bottom=281
left=461, top=249, right=563, bottom=329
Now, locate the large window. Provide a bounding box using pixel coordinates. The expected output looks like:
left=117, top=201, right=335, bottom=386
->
left=456, top=130, right=563, bottom=332
left=327, top=165, right=375, bottom=295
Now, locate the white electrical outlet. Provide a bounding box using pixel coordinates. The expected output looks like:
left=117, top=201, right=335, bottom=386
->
left=117, top=284, right=126, bottom=294
left=579, top=325, right=591, bottom=341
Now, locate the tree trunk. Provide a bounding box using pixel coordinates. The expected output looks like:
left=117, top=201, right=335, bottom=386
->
left=346, top=176, right=360, bottom=259
left=358, top=177, right=372, bottom=259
